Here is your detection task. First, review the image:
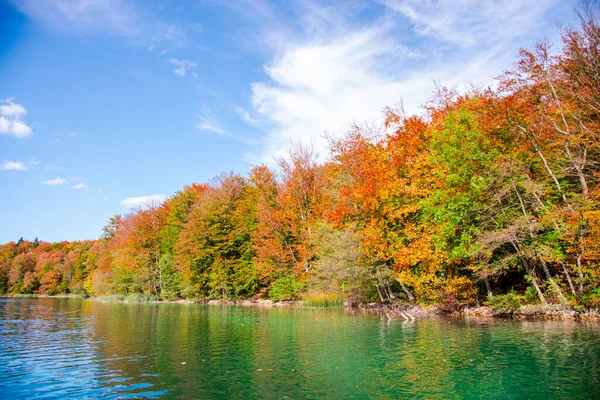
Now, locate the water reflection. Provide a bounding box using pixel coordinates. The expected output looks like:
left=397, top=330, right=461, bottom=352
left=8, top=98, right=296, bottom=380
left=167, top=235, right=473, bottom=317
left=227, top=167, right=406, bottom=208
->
left=0, top=298, right=598, bottom=399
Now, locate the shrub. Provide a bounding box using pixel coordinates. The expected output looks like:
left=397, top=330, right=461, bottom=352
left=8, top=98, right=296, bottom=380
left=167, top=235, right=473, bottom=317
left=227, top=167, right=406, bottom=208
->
left=485, top=291, right=527, bottom=314
left=126, top=293, right=158, bottom=302
left=523, top=286, right=540, bottom=303
left=581, top=287, right=600, bottom=309
left=268, top=276, right=304, bottom=302
left=399, top=272, right=477, bottom=306
left=444, top=276, right=478, bottom=306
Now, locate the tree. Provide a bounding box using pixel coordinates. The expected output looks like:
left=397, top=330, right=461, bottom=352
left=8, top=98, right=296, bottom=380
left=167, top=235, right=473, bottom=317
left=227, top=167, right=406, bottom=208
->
left=176, top=174, right=258, bottom=299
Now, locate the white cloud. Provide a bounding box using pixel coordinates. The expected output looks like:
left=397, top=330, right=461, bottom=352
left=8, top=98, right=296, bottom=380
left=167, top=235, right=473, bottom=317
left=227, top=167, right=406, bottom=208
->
left=235, top=106, right=261, bottom=125
left=11, top=0, right=183, bottom=44
left=247, top=28, right=440, bottom=163
left=0, top=99, right=32, bottom=138
left=380, top=0, right=558, bottom=48
left=147, top=45, right=155, bottom=51
left=0, top=161, right=28, bottom=171
left=168, top=58, right=197, bottom=76
left=13, top=0, right=139, bottom=36
left=44, top=163, right=62, bottom=171
left=194, top=115, right=228, bottom=136
left=41, top=177, right=66, bottom=186
left=240, top=0, right=570, bottom=164
left=0, top=100, right=27, bottom=117
left=72, top=182, right=86, bottom=189
left=120, top=194, right=167, bottom=209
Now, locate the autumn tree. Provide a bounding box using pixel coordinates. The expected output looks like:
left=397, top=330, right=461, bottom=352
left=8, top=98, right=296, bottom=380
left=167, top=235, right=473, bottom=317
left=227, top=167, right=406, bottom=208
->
left=176, top=174, right=258, bottom=299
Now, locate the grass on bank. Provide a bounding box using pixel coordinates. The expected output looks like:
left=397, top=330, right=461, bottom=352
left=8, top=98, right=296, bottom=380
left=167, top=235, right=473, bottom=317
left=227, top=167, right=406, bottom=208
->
left=302, top=292, right=344, bottom=308
left=95, top=294, right=159, bottom=303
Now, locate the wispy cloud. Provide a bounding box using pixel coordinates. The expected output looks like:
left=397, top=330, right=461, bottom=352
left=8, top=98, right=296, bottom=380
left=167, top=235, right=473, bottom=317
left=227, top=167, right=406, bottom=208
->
left=11, top=0, right=184, bottom=44
left=120, top=194, right=166, bottom=209
left=194, top=114, right=228, bottom=136
left=231, top=0, right=570, bottom=164
left=72, top=182, right=86, bottom=190
left=41, top=177, right=66, bottom=186
left=13, top=0, right=140, bottom=36
left=0, top=98, right=32, bottom=138
left=235, top=106, right=261, bottom=125
left=0, top=161, right=29, bottom=171
left=44, top=163, right=62, bottom=171
left=380, top=0, right=559, bottom=48
left=168, top=58, right=197, bottom=76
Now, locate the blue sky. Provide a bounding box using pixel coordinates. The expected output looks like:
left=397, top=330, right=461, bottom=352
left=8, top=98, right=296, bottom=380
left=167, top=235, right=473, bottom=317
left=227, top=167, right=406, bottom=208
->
left=0, top=0, right=578, bottom=243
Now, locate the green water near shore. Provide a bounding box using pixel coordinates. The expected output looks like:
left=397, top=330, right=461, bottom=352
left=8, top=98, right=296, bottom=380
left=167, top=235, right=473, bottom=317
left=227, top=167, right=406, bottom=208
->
left=0, top=298, right=598, bottom=398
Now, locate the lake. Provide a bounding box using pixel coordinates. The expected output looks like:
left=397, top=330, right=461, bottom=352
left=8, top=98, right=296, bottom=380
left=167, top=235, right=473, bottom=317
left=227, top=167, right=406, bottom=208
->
left=0, top=298, right=598, bottom=399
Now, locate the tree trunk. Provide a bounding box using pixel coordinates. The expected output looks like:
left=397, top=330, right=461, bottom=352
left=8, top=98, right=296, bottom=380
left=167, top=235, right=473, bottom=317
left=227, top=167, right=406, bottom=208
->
left=395, top=277, right=415, bottom=303
left=513, top=184, right=563, bottom=305
left=531, top=138, right=570, bottom=206
left=524, top=258, right=547, bottom=304
left=375, top=284, right=385, bottom=302
left=484, top=275, right=493, bottom=298
left=576, top=228, right=586, bottom=298
left=152, top=270, right=158, bottom=297
left=158, top=260, right=164, bottom=299
left=385, top=283, right=396, bottom=300
left=562, top=263, right=577, bottom=298
left=576, top=253, right=585, bottom=298
left=540, top=259, right=569, bottom=306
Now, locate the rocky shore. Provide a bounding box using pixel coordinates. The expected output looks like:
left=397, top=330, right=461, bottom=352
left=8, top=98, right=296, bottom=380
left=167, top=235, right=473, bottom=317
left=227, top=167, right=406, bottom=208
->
left=348, top=302, right=600, bottom=321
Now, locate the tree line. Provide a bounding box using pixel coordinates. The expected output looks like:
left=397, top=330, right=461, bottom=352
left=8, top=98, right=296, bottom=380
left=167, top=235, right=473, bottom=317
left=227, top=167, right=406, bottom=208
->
left=1, top=12, right=599, bottom=309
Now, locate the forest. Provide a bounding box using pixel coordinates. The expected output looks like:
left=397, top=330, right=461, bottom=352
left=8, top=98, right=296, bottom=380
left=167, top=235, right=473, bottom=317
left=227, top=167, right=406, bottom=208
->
left=1, top=13, right=600, bottom=311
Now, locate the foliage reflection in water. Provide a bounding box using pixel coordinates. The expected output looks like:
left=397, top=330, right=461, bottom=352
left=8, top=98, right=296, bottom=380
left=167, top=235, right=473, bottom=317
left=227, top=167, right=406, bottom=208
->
left=0, top=298, right=599, bottom=399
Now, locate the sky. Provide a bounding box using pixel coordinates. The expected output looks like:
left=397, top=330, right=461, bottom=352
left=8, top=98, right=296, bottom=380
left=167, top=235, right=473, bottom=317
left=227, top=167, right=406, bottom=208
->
left=0, top=0, right=579, bottom=243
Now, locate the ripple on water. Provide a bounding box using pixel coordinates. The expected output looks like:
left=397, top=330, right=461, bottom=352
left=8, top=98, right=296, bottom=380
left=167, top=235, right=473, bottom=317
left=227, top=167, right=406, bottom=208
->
left=1, top=298, right=599, bottom=399
left=0, top=299, right=167, bottom=399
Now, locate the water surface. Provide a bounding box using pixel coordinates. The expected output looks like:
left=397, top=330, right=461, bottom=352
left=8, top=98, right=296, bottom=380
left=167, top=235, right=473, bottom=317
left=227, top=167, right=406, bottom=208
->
left=0, top=298, right=598, bottom=398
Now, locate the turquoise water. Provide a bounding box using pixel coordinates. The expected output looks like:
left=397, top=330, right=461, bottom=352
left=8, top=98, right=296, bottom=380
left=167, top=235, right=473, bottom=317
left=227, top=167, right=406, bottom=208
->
left=0, top=298, right=598, bottom=399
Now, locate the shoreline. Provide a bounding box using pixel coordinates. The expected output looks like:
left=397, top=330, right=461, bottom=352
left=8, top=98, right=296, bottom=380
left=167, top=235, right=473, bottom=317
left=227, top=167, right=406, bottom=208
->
left=345, top=303, right=600, bottom=321
left=3, top=294, right=599, bottom=321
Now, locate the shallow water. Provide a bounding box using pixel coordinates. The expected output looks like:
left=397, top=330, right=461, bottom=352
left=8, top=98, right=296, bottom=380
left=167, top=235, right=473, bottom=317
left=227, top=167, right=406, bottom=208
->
left=0, top=298, right=598, bottom=399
